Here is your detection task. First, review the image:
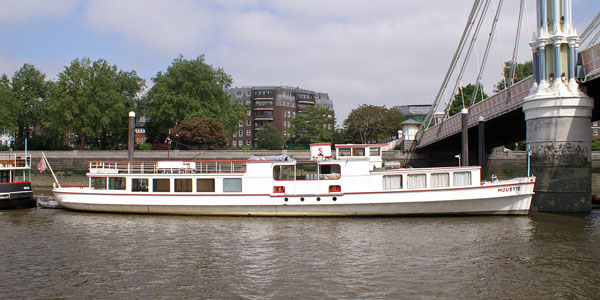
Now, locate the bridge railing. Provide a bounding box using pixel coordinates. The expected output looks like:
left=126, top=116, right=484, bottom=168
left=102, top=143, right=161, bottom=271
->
left=581, top=43, right=600, bottom=82
left=418, top=76, right=534, bottom=148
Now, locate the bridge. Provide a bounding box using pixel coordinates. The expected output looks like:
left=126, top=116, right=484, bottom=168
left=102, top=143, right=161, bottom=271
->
left=406, top=0, right=600, bottom=212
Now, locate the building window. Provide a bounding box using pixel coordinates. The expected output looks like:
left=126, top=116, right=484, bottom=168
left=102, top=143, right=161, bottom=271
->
left=235, top=91, right=242, bottom=97
left=233, top=131, right=237, bottom=137
left=239, top=120, right=243, bottom=127
left=246, top=91, right=251, bottom=96
left=594, top=129, right=598, bottom=136
left=239, top=130, right=243, bottom=136
left=246, top=130, right=251, bottom=136
left=247, top=120, right=251, bottom=126
left=287, top=111, right=291, bottom=118
left=246, top=140, right=251, bottom=146
left=247, top=110, right=251, bottom=116
left=233, top=140, right=237, bottom=147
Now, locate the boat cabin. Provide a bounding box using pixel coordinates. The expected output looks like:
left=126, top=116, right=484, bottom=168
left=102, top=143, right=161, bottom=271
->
left=0, top=154, right=31, bottom=184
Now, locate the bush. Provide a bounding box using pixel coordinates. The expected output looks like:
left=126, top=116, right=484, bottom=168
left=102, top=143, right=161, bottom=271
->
left=592, top=142, right=600, bottom=151
left=137, top=143, right=153, bottom=150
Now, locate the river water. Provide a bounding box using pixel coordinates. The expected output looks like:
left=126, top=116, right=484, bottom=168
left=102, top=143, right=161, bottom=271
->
left=1, top=208, right=599, bottom=299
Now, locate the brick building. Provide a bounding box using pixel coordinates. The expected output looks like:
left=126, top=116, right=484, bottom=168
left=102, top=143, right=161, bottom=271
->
left=229, top=86, right=334, bottom=148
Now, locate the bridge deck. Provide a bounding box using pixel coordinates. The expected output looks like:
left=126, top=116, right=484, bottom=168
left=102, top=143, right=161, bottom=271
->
left=418, top=76, right=534, bottom=148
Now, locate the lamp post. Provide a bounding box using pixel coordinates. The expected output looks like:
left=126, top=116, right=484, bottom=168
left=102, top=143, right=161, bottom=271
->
left=454, top=154, right=461, bottom=166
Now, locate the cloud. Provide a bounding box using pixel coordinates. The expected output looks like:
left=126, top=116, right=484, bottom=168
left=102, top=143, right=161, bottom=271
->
left=82, top=0, right=218, bottom=56
left=0, top=0, right=82, bottom=24
left=1, top=0, right=598, bottom=124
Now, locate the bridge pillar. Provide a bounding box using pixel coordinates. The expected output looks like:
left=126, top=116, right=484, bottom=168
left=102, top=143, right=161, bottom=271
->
left=524, top=0, right=594, bottom=212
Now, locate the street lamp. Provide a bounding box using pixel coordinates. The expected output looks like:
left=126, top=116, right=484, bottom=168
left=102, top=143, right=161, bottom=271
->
left=454, top=154, right=461, bottom=166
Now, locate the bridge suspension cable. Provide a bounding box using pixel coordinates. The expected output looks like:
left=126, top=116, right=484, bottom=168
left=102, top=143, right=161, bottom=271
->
left=419, top=0, right=484, bottom=133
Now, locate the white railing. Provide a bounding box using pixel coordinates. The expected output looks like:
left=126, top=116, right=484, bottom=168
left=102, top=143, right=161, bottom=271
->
left=0, top=154, right=31, bottom=169
left=88, top=160, right=247, bottom=175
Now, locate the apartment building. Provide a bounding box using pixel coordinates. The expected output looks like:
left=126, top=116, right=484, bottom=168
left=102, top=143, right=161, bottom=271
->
left=229, top=86, right=334, bottom=148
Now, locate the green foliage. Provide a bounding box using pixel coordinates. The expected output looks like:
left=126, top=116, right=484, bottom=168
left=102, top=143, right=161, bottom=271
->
left=47, top=58, right=144, bottom=150
left=170, top=117, right=228, bottom=149
left=592, top=141, right=600, bottom=151
left=343, top=105, right=406, bottom=144
left=449, top=83, right=488, bottom=116
left=257, top=123, right=283, bottom=150
left=143, top=55, right=245, bottom=144
left=10, top=64, right=49, bottom=150
left=494, top=61, right=533, bottom=92
left=0, top=74, right=17, bottom=134
left=28, top=133, right=71, bottom=150
left=288, top=106, right=335, bottom=144
left=137, top=143, right=153, bottom=150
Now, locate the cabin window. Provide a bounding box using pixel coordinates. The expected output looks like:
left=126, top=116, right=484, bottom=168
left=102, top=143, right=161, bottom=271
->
left=297, top=163, right=318, bottom=180
left=153, top=179, right=170, bottom=192
left=454, top=172, right=472, bottom=186
left=352, top=147, right=365, bottom=156
left=175, top=178, right=192, bottom=192
left=223, top=178, right=242, bottom=192
left=0, top=171, right=11, bottom=183
left=132, top=178, right=148, bottom=192
left=319, top=164, right=341, bottom=179
left=108, top=177, right=126, bottom=190
left=407, top=174, right=427, bottom=189
left=383, top=175, right=402, bottom=189
left=197, top=179, right=215, bottom=192
left=370, top=147, right=381, bottom=156
left=338, top=148, right=351, bottom=157
left=431, top=173, right=450, bottom=188
left=273, top=165, right=295, bottom=180
left=91, top=177, right=107, bottom=190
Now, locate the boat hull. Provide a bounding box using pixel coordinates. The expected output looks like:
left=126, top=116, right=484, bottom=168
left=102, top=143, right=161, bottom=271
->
left=54, top=180, right=534, bottom=216
left=0, top=182, right=34, bottom=209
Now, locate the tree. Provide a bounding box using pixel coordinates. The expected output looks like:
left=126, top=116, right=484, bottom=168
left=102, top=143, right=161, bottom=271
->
left=143, top=55, right=245, bottom=145
left=494, top=60, right=533, bottom=92
left=170, top=117, right=228, bottom=149
left=257, top=123, right=283, bottom=150
left=11, top=64, right=49, bottom=150
left=0, top=74, right=17, bottom=135
left=343, top=105, right=406, bottom=144
left=47, top=58, right=144, bottom=149
left=448, top=83, right=488, bottom=116
left=288, top=106, right=335, bottom=144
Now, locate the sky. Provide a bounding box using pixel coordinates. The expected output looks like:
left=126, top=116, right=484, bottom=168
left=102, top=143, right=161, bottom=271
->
left=1, top=0, right=598, bottom=126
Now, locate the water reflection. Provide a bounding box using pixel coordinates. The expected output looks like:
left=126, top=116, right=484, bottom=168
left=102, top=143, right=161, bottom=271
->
left=0, top=209, right=599, bottom=299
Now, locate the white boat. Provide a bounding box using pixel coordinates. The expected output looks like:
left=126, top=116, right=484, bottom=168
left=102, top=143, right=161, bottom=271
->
left=53, top=143, right=535, bottom=216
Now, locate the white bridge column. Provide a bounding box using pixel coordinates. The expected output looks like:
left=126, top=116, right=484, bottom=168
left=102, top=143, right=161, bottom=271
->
left=524, top=0, right=593, bottom=212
